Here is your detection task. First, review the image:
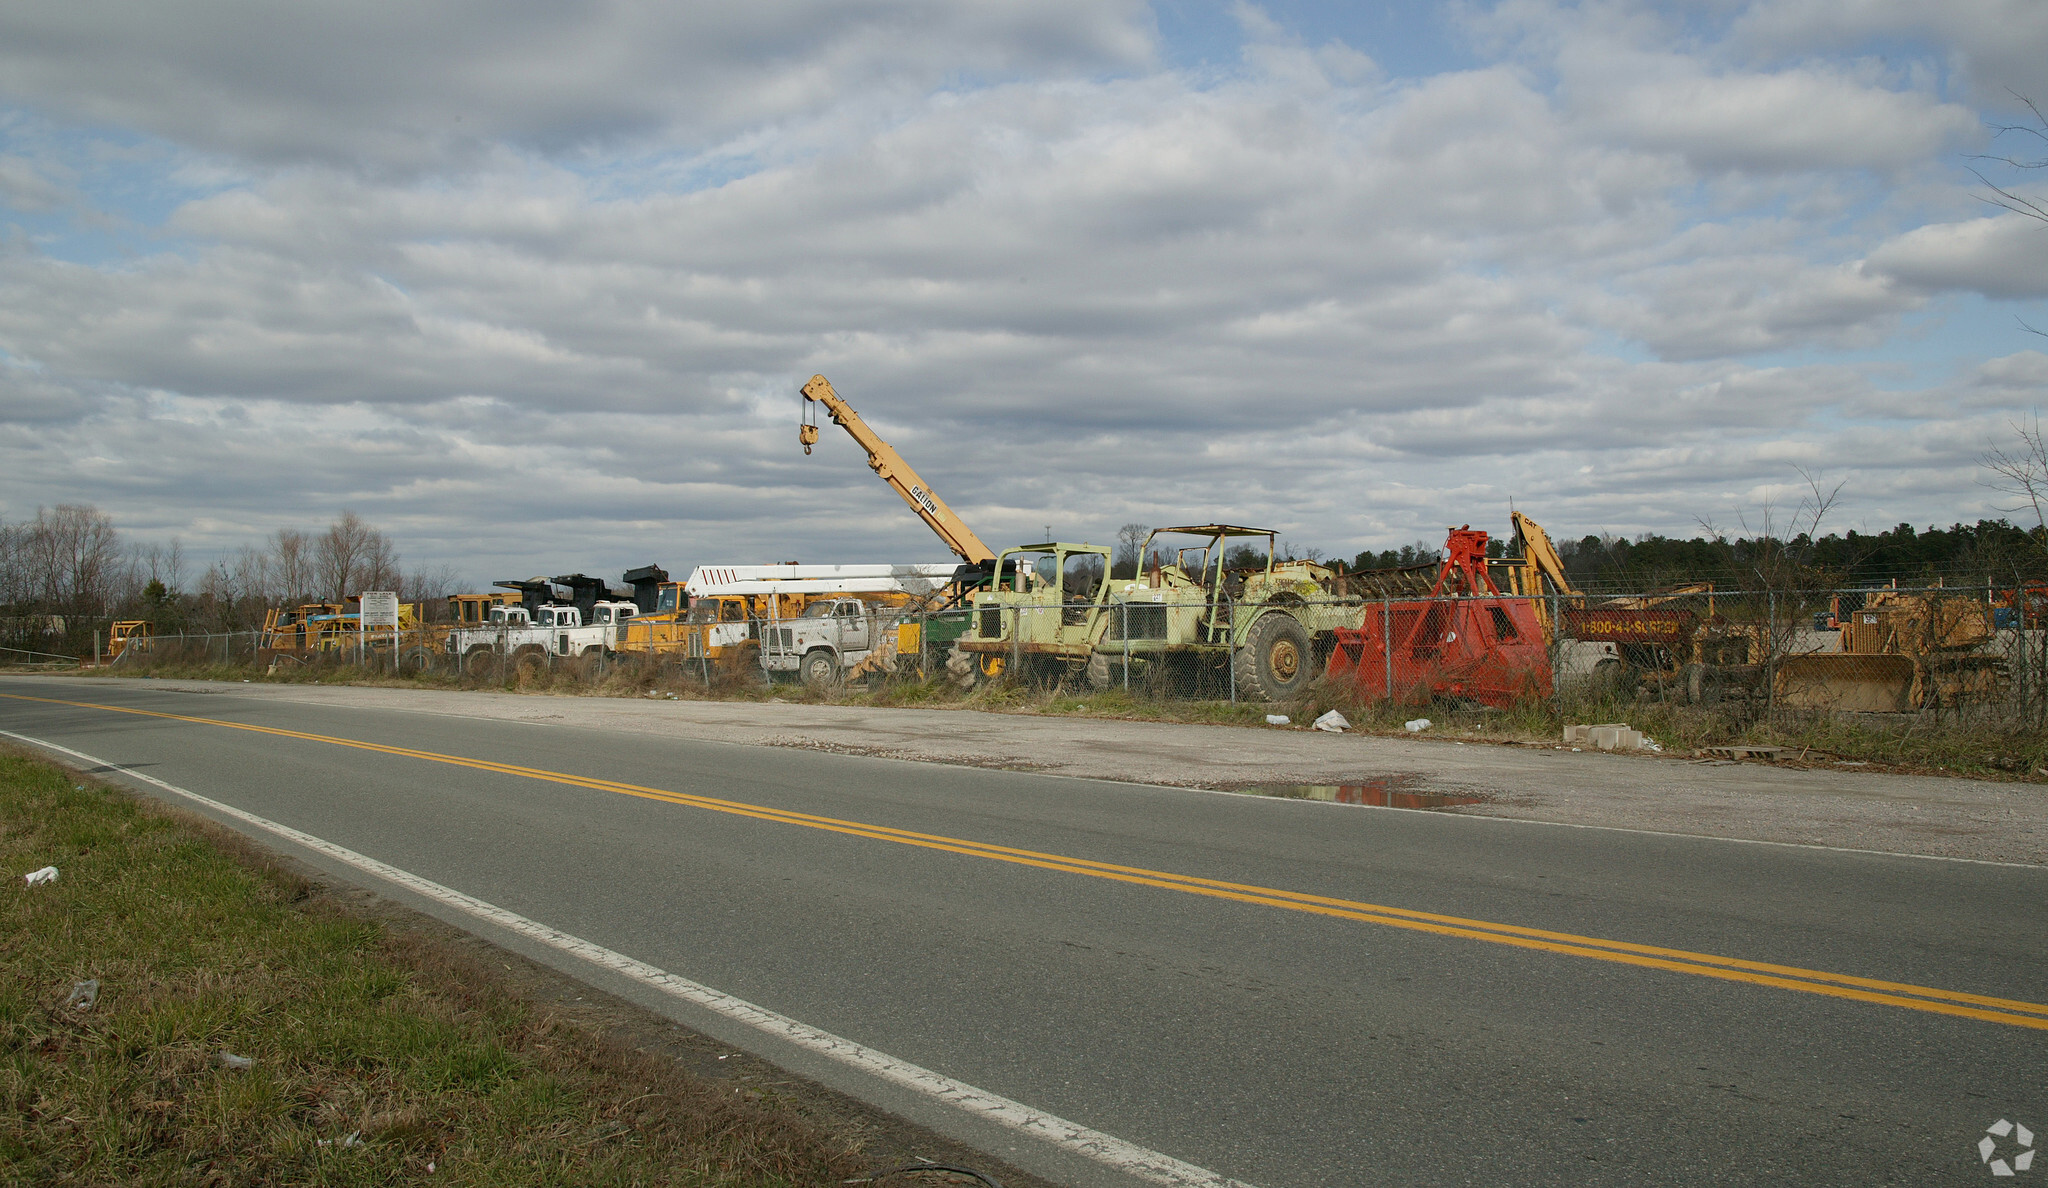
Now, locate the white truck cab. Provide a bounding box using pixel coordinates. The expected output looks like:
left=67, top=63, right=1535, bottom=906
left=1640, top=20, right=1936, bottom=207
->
left=450, top=600, right=639, bottom=671
left=762, top=597, right=892, bottom=686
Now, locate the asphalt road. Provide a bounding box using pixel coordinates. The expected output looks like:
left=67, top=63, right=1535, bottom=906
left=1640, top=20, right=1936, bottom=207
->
left=4, top=675, right=2044, bottom=1186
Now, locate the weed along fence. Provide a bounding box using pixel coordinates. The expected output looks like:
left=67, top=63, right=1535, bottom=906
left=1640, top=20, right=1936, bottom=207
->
left=106, top=582, right=2047, bottom=754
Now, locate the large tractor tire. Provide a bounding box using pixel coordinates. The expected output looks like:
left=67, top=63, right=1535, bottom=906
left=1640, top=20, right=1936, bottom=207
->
left=800, top=649, right=840, bottom=690
left=1236, top=613, right=1313, bottom=702
left=398, top=647, right=436, bottom=678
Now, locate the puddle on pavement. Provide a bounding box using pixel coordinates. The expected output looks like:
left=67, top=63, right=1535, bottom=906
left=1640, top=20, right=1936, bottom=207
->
left=1231, top=776, right=1486, bottom=811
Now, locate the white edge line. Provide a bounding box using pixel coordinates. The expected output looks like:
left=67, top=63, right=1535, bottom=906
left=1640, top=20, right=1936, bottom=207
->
left=0, top=729, right=1259, bottom=1188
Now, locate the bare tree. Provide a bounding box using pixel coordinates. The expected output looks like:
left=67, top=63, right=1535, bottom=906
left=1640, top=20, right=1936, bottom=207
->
left=1972, top=92, right=2048, bottom=336
left=271, top=528, right=314, bottom=605
left=1982, top=413, right=2048, bottom=548
left=34, top=505, right=124, bottom=619
left=0, top=518, right=27, bottom=611
left=359, top=529, right=402, bottom=593
left=403, top=563, right=464, bottom=610
left=136, top=539, right=185, bottom=593
left=1974, top=93, right=2048, bottom=226
left=1114, top=523, right=1150, bottom=577
left=314, top=511, right=399, bottom=601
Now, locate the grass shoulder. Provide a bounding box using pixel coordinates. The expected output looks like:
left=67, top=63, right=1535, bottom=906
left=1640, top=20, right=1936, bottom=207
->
left=0, top=747, right=866, bottom=1186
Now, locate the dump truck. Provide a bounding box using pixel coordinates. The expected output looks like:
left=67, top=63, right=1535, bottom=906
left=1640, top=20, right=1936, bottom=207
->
left=759, top=594, right=916, bottom=686
left=446, top=599, right=639, bottom=677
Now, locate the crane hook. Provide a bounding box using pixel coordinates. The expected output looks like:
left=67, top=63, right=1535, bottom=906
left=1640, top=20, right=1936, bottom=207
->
left=799, top=392, right=820, bottom=454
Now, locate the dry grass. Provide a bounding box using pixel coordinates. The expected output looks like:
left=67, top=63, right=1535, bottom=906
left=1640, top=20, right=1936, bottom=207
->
left=89, top=648, right=2048, bottom=781
left=0, top=748, right=866, bottom=1186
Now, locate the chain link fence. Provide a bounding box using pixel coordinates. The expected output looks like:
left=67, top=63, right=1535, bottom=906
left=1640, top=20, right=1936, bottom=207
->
left=90, top=584, right=2043, bottom=753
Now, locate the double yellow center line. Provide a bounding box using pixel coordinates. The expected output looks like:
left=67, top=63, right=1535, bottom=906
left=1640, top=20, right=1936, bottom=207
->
left=10, top=690, right=2048, bottom=1031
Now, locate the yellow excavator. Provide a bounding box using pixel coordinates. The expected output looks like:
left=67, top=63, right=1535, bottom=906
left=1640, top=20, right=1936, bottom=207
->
left=1504, top=511, right=1577, bottom=617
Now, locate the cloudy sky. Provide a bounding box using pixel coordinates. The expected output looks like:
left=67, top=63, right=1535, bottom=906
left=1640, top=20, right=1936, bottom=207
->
left=3, top=0, right=2047, bottom=585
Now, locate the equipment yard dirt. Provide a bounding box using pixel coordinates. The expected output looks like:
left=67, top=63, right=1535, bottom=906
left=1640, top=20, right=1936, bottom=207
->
left=75, top=676, right=2048, bottom=867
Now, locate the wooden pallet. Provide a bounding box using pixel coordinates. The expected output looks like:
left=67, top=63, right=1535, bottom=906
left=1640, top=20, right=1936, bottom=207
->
left=1698, top=744, right=1787, bottom=761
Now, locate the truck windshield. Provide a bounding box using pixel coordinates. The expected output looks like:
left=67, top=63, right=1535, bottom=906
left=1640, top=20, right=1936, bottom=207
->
left=683, top=602, right=719, bottom=624
left=800, top=601, right=839, bottom=619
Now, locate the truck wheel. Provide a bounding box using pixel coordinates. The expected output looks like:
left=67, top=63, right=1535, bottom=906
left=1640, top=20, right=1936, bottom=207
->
left=511, top=644, right=548, bottom=681
left=462, top=645, right=497, bottom=679
left=800, top=649, right=840, bottom=689
left=1086, top=653, right=1112, bottom=690
left=399, top=647, right=435, bottom=678
left=1236, top=614, right=1312, bottom=702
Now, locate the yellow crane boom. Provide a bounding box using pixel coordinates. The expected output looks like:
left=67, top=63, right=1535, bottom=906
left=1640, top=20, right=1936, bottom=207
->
left=799, top=374, right=997, bottom=567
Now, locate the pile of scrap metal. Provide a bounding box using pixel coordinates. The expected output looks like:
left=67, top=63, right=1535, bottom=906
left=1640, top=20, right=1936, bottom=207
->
left=1776, top=588, right=2002, bottom=712
left=1324, top=526, right=1550, bottom=709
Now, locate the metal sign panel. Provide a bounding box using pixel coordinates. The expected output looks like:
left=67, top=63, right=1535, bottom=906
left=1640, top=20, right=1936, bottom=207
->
left=360, top=591, right=400, bottom=629
left=1562, top=606, right=1694, bottom=644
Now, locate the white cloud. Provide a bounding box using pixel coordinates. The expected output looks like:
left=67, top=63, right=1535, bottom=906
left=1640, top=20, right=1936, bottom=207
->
left=0, top=1, right=1156, bottom=172
left=0, top=0, right=2042, bottom=577
left=1569, top=58, right=1976, bottom=174
left=1864, top=213, right=2048, bottom=298
left=1729, top=0, right=2048, bottom=107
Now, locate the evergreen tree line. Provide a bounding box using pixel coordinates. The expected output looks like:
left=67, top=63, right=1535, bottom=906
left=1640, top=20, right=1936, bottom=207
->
left=1338, top=520, right=2047, bottom=591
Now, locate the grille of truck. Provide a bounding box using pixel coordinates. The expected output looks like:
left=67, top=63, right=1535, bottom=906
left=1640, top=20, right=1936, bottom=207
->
left=978, top=608, right=1002, bottom=638
left=1106, top=603, right=1168, bottom=640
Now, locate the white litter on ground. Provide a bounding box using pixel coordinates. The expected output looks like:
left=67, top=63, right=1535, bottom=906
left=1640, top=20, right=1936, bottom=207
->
left=1563, top=723, right=1653, bottom=752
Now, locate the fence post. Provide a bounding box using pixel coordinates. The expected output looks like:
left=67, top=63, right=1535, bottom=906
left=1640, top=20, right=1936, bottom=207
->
left=1381, top=595, right=1392, bottom=711
left=1766, top=590, right=1777, bottom=720
left=93, top=630, right=100, bottom=668
left=1122, top=601, right=1130, bottom=692
left=1010, top=606, right=1020, bottom=680
left=1551, top=591, right=1564, bottom=727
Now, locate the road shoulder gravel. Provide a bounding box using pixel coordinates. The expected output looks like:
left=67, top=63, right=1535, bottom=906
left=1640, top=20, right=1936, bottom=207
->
left=21, top=675, right=2048, bottom=866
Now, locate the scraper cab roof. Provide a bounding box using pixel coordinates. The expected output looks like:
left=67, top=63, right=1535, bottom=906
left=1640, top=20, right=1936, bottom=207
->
left=1150, top=525, right=1278, bottom=538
